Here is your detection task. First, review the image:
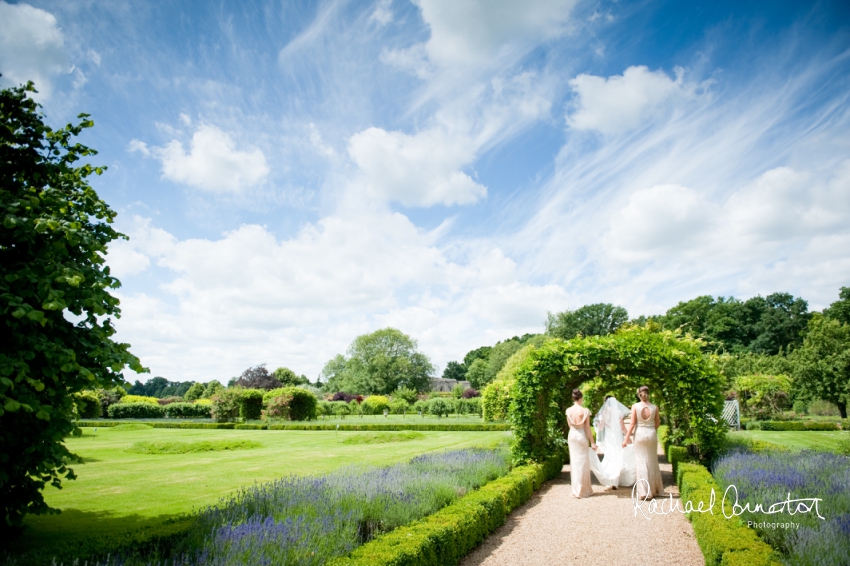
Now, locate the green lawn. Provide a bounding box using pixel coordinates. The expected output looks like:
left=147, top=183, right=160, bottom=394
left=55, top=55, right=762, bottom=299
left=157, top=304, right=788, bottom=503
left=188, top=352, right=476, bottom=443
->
left=729, top=430, right=850, bottom=452
left=12, top=427, right=507, bottom=561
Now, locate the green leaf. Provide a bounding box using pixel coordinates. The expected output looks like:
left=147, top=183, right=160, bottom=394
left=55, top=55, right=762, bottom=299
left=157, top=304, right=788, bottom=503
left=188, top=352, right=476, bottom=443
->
left=4, top=399, right=21, bottom=412
left=26, top=310, right=46, bottom=324
left=36, top=410, right=50, bottom=420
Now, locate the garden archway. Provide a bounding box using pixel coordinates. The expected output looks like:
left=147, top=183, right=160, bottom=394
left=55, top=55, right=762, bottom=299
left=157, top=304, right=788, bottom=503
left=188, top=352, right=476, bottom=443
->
left=508, top=326, right=727, bottom=463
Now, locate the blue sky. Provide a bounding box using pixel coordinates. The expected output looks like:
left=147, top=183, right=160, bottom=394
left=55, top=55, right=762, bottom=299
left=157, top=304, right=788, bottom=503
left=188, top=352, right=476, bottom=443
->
left=2, top=0, right=849, bottom=382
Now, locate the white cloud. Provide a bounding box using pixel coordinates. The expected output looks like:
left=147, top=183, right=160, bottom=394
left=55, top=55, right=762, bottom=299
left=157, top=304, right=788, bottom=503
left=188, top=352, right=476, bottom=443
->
left=369, top=0, right=394, bottom=26
left=0, top=2, right=69, bottom=98
left=112, top=212, right=568, bottom=381
left=567, top=66, right=692, bottom=134
left=604, top=184, right=718, bottom=263
left=153, top=124, right=269, bottom=193
left=106, top=239, right=150, bottom=277
left=128, top=139, right=150, bottom=156
left=413, top=0, right=578, bottom=66
left=348, top=127, right=487, bottom=206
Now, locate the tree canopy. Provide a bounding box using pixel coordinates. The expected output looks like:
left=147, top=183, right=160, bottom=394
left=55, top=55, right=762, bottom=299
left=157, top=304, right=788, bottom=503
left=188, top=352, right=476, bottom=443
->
left=546, top=303, right=629, bottom=340
left=824, top=286, right=850, bottom=326
left=654, top=292, right=810, bottom=354
left=128, top=376, right=194, bottom=398
left=272, top=366, right=309, bottom=387
left=320, top=328, right=434, bottom=394
left=1, top=82, right=145, bottom=527
left=233, top=365, right=280, bottom=390
left=792, top=314, right=850, bottom=418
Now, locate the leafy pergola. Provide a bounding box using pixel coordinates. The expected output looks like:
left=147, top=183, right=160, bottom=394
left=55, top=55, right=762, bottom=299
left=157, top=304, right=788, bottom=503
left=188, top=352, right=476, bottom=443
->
left=509, top=326, right=727, bottom=464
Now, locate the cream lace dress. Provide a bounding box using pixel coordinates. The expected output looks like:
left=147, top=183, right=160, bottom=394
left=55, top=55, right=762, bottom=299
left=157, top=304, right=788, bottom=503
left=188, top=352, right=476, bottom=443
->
left=567, top=406, right=593, bottom=499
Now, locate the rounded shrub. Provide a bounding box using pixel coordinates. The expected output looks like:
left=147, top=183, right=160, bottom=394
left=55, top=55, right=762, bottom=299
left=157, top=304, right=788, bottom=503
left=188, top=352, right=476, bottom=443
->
left=238, top=389, right=264, bottom=420
left=481, top=379, right=514, bottom=421
left=332, top=401, right=351, bottom=418
left=362, top=395, right=390, bottom=415
left=108, top=403, right=165, bottom=419
left=413, top=399, right=429, bottom=415
left=428, top=398, right=452, bottom=418
left=73, top=392, right=102, bottom=419
left=459, top=397, right=482, bottom=416
left=210, top=389, right=242, bottom=422
left=184, top=382, right=206, bottom=401
left=263, top=387, right=317, bottom=421
left=317, top=400, right=334, bottom=419
left=389, top=399, right=409, bottom=415
left=163, top=402, right=212, bottom=418
left=194, top=398, right=212, bottom=406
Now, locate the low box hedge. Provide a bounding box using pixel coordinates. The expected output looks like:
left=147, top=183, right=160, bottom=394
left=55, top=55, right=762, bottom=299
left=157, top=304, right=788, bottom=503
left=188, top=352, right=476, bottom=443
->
left=163, top=402, right=212, bottom=419
left=108, top=403, right=166, bottom=419
left=77, top=420, right=236, bottom=429
left=676, top=462, right=781, bottom=566
left=328, top=450, right=564, bottom=566
left=758, top=421, right=840, bottom=431
left=666, top=445, right=689, bottom=479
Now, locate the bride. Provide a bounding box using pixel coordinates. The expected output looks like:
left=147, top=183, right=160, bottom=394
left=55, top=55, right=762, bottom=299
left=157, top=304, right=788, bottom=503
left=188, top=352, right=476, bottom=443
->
left=588, top=396, right=636, bottom=488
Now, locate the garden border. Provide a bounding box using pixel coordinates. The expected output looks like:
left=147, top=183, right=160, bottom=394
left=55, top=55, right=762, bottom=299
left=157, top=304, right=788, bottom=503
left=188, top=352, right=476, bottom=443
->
left=328, top=451, right=565, bottom=566
left=674, top=459, right=781, bottom=566
left=75, top=420, right=510, bottom=431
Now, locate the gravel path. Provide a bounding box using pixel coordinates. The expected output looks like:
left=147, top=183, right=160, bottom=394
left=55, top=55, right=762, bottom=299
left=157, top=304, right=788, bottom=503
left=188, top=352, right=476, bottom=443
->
left=460, top=444, right=705, bottom=566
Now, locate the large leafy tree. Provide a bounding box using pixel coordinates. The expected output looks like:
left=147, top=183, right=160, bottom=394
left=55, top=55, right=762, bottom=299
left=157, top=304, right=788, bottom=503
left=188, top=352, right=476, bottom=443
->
left=546, top=303, right=629, bottom=340
left=1, top=82, right=145, bottom=527
left=441, top=360, right=466, bottom=382
left=824, top=286, right=850, bottom=326
left=320, top=328, right=434, bottom=394
left=655, top=292, right=810, bottom=354
left=792, top=314, right=850, bottom=418
left=233, top=364, right=280, bottom=390
left=272, top=366, right=309, bottom=387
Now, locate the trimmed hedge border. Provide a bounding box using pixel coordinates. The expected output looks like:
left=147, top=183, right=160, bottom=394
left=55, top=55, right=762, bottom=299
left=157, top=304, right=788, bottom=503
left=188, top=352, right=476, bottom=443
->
left=757, top=421, right=840, bottom=431
left=676, top=462, right=781, bottom=566
left=328, top=451, right=565, bottom=566
left=76, top=420, right=511, bottom=432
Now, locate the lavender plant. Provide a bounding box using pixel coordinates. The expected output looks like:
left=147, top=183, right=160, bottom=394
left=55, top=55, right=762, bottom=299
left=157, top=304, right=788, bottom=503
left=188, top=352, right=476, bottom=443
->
left=92, top=445, right=510, bottom=566
left=713, top=449, right=850, bottom=566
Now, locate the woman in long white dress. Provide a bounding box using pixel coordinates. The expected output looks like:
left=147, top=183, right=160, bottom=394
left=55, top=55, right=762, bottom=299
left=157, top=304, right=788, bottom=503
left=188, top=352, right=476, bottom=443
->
left=591, top=396, right=636, bottom=488
left=566, top=388, right=597, bottom=498
left=622, top=385, right=664, bottom=498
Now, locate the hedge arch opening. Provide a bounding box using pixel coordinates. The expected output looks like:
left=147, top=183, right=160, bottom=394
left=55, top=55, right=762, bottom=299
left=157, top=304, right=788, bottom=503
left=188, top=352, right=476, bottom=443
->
left=509, top=326, right=727, bottom=464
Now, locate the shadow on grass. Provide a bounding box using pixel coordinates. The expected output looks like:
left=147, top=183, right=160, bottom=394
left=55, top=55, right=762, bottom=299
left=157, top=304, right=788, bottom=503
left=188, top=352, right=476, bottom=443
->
left=7, top=509, right=191, bottom=566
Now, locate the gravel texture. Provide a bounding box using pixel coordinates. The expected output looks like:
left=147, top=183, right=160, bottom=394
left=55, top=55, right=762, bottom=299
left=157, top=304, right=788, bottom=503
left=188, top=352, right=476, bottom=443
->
left=460, top=444, right=705, bottom=566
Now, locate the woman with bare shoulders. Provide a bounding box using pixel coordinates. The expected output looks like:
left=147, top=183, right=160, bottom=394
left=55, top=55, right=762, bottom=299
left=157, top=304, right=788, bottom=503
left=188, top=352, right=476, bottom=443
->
left=566, top=388, right=597, bottom=498
left=622, top=385, right=663, bottom=498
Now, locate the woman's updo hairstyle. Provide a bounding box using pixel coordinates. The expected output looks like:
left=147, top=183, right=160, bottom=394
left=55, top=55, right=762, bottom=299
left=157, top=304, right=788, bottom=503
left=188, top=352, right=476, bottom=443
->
left=571, top=388, right=583, bottom=401
left=637, top=385, right=649, bottom=398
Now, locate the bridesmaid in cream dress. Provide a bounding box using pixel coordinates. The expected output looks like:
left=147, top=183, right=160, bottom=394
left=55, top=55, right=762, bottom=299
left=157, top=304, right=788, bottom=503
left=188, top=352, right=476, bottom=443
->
left=622, top=385, right=664, bottom=498
left=566, top=388, right=597, bottom=498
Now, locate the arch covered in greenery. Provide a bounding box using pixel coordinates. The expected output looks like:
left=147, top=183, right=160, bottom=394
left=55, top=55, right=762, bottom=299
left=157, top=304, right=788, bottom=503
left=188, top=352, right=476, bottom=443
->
left=509, top=326, right=726, bottom=463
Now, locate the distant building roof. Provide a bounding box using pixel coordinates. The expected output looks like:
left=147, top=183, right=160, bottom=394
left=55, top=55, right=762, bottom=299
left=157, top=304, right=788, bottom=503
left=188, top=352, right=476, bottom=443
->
left=429, top=378, right=471, bottom=392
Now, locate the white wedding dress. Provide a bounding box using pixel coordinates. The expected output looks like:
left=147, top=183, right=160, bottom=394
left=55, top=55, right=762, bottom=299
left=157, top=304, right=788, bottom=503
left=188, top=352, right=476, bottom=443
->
left=588, top=397, right=636, bottom=487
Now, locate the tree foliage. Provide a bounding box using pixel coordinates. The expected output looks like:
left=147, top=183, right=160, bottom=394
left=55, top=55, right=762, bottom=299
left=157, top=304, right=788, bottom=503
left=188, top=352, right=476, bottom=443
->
left=272, top=366, right=309, bottom=387
left=320, top=328, right=434, bottom=394
left=127, top=376, right=194, bottom=398
left=441, top=360, right=466, bottom=382
left=654, top=293, right=810, bottom=355
left=824, top=286, right=850, bottom=326
left=0, top=82, right=145, bottom=527
left=233, top=365, right=280, bottom=390
left=546, top=303, right=629, bottom=340
left=792, top=314, right=850, bottom=418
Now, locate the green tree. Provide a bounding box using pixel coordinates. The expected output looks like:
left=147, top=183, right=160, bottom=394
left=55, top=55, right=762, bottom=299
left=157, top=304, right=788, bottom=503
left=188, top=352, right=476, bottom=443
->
left=0, top=82, right=145, bottom=527
left=824, top=286, right=850, bottom=326
left=546, top=303, right=629, bottom=340
left=484, top=339, right=523, bottom=385
left=441, top=360, right=466, bottom=381
left=321, top=328, right=434, bottom=394
left=465, top=358, right=489, bottom=389
left=272, top=366, right=308, bottom=387
left=792, top=314, right=850, bottom=418
left=462, top=346, right=491, bottom=368
left=183, top=382, right=205, bottom=401
left=202, top=380, right=224, bottom=398
left=747, top=293, right=810, bottom=354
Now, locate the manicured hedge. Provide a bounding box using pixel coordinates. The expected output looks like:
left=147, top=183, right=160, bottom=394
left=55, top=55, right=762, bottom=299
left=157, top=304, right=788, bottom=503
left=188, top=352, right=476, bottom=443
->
left=163, top=402, right=212, bottom=419
left=78, top=420, right=236, bottom=429
left=76, top=421, right=510, bottom=431
left=723, top=436, right=789, bottom=454
left=666, top=445, right=689, bottom=479
left=108, top=403, right=165, bottom=419
left=758, top=420, right=840, bottom=431
left=677, top=463, right=781, bottom=566
left=328, top=451, right=565, bottom=566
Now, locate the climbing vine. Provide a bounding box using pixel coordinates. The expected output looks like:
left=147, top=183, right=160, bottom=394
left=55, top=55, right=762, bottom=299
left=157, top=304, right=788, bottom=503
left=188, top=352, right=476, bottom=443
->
left=508, top=326, right=726, bottom=464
